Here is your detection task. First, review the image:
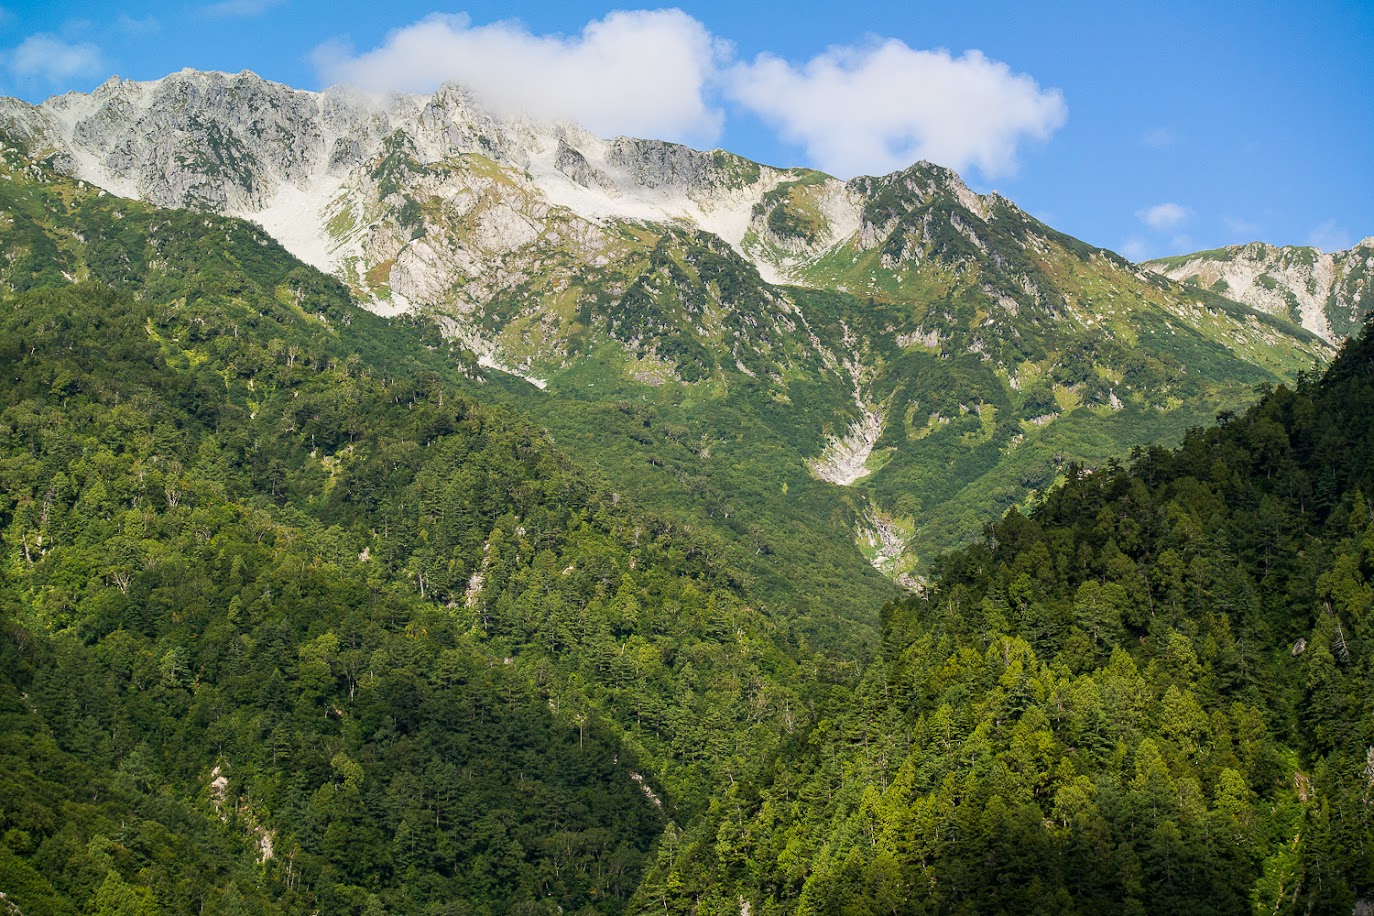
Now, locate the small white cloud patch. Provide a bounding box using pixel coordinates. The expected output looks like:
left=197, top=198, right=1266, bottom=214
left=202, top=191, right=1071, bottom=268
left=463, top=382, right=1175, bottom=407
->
left=1137, top=202, right=1191, bottom=231
left=1307, top=220, right=1352, bottom=253
left=6, top=34, right=104, bottom=83
left=1142, top=126, right=1177, bottom=148
left=726, top=41, right=1067, bottom=179
left=314, top=10, right=725, bottom=145
left=202, top=0, right=284, bottom=17
left=315, top=12, right=1068, bottom=180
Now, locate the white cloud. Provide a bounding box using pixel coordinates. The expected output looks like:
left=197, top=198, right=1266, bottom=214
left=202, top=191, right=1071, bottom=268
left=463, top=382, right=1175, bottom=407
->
left=726, top=41, right=1066, bottom=179
left=1120, top=239, right=1151, bottom=262
left=312, top=13, right=1069, bottom=178
left=202, top=0, right=283, bottom=18
left=1142, top=126, right=1177, bottom=148
left=6, top=34, right=103, bottom=83
left=116, top=13, right=161, bottom=34
left=1307, top=220, right=1352, bottom=253
left=314, top=10, right=725, bottom=144
left=1137, top=202, right=1191, bottom=231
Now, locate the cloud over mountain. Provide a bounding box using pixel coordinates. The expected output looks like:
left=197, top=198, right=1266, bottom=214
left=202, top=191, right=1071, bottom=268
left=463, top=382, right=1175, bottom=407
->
left=313, top=10, right=1067, bottom=180
left=1138, top=202, right=1191, bottom=230
left=313, top=10, right=725, bottom=144
left=5, top=34, right=104, bottom=84
left=727, top=41, right=1067, bottom=179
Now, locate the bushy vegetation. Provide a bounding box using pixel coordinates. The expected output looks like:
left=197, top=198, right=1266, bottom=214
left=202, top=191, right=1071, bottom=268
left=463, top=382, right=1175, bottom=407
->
left=0, top=160, right=811, bottom=913
left=1, top=129, right=1369, bottom=915
left=643, top=321, right=1374, bottom=914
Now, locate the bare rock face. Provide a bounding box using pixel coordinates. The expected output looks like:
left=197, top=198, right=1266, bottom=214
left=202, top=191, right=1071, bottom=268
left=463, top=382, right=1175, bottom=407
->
left=808, top=407, right=885, bottom=485
left=5, top=65, right=1078, bottom=370
left=4, top=71, right=792, bottom=303
left=603, top=138, right=753, bottom=196
left=0, top=96, right=76, bottom=175
left=3, top=68, right=1028, bottom=312
left=554, top=139, right=618, bottom=193
left=41, top=71, right=326, bottom=210
left=1147, top=240, right=1374, bottom=341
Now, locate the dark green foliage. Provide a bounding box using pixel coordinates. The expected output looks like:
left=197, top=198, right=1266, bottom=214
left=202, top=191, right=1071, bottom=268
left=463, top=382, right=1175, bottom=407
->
left=645, top=320, right=1374, bottom=914
left=1, top=121, right=1369, bottom=916
left=0, top=280, right=674, bottom=913
left=370, top=130, right=422, bottom=201
left=752, top=173, right=828, bottom=244
left=0, top=159, right=809, bottom=912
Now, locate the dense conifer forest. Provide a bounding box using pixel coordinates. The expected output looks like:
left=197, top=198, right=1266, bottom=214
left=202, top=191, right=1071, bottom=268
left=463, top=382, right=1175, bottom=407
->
left=0, top=128, right=1371, bottom=914
left=642, top=319, right=1374, bottom=914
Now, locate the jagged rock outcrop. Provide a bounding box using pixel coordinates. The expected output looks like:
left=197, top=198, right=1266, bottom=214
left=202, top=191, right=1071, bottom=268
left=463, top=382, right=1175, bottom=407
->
left=1146, top=239, right=1374, bottom=341
left=0, top=68, right=1041, bottom=310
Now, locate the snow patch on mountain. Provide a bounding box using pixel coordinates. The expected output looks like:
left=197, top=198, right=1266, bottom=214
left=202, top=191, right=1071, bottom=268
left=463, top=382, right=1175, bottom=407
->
left=251, top=178, right=346, bottom=270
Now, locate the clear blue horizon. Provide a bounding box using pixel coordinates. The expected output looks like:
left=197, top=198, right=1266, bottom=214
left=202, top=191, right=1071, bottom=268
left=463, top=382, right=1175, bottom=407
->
left=2, top=0, right=1370, bottom=261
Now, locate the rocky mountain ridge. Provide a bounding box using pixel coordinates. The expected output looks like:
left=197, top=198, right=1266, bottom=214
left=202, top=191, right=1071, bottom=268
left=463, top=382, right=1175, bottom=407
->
left=0, top=68, right=1334, bottom=583
left=3, top=70, right=812, bottom=281
left=1146, top=239, right=1374, bottom=341
left=3, top=69, right=1121, bottom=318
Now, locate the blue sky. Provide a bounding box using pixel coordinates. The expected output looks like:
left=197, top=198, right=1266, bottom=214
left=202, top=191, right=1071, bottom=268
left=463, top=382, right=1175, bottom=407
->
left=2, top=0, right=1370, bottom=261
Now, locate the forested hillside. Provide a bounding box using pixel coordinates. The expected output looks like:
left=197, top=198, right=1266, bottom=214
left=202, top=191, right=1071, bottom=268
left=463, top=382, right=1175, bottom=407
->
left=0, top=151, right=816, bottom=914
left=1, top=116, right=1371, bottom=916
left=644, top=321, right=1374, bottom=914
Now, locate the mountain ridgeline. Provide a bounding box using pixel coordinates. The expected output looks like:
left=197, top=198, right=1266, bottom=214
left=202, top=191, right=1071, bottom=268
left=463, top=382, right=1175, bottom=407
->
left=0, top=69, right=1331, bottom=598
left=0, top=68, right=1369, bottom=914
left=1147, top=239, right=1374, bottom=343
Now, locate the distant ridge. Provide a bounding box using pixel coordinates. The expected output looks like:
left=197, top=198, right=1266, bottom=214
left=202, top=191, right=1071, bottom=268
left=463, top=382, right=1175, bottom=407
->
left=1146, top=238, right=1374, bottom=341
